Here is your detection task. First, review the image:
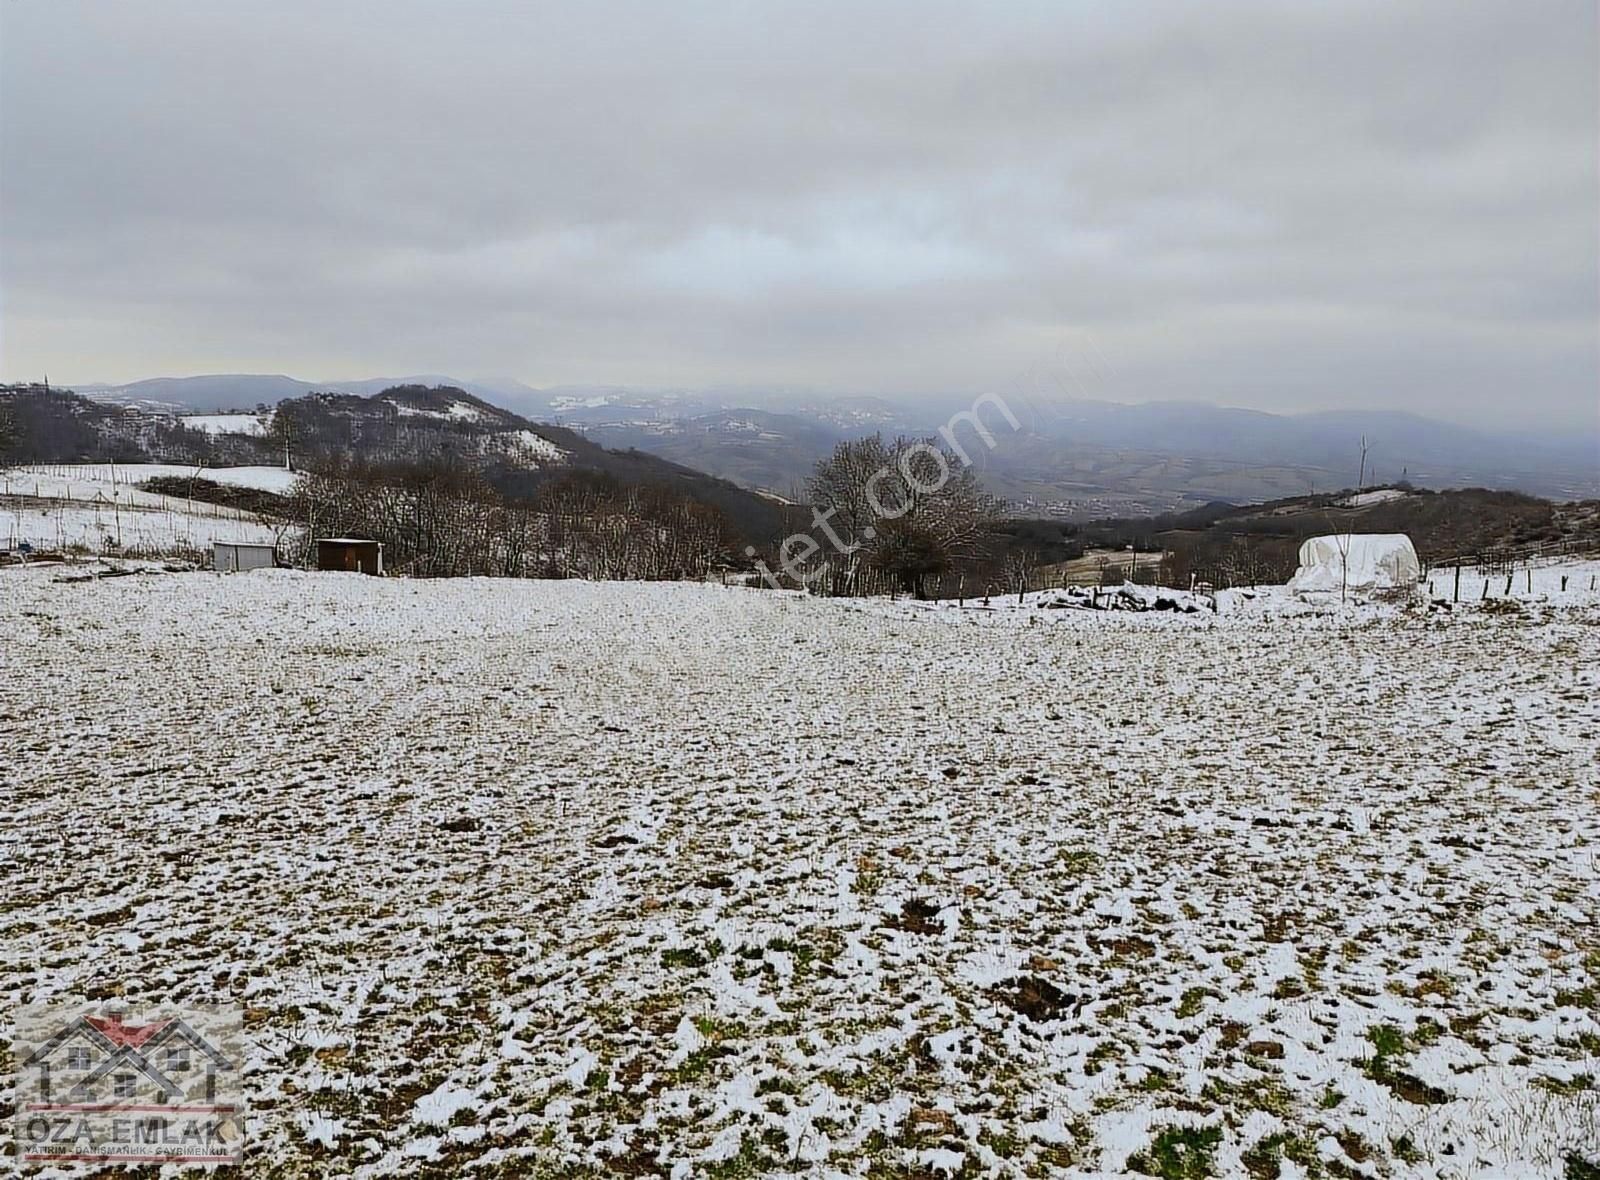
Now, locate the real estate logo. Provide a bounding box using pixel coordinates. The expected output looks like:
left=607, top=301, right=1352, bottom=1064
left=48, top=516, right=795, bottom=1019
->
left=13, top=1003, right=243, bottom=1166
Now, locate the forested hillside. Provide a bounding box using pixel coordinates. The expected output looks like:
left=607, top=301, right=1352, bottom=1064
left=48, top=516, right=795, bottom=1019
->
left=0, top=383, right=798, bottom=554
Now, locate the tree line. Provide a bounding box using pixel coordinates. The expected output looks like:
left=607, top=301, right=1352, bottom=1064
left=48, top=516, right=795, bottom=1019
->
left=287, top=459, right=737, bottom=581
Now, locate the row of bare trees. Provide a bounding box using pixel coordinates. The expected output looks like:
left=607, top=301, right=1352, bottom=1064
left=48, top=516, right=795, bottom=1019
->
left=288, top=460, right=736, bottom=580
left=1158, top=535, right=1298, bottom=589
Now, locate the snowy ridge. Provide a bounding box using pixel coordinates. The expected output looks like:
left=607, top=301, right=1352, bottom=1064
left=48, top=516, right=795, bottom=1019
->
left=506, top=430, right=567, bottom=465
left=387, top=398, right=488, bottom=423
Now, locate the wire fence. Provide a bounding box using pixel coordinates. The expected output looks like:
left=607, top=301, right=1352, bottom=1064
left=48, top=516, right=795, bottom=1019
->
left=1, top=465, right=262, bottom=521
left=1, top=463, right=291, bottom=558
left=1429, top=536, right=1599, bottom=578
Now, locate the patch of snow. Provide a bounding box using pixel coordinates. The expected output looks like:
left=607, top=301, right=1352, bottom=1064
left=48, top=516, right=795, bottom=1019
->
left=10, top=463, right=299, bottom=495
left=1341, top=488, right=1409, bottom=507
left=387, top=398, right=486, bottom=422
left=412, top=1083, right=478, bottom=1127
left=510, top=430, right=567, bottom=464
left=299, top=1112, right=345, bottom=1147
left=0, top=464, right=296, bottom=554
left=181, top=413, right=272, bottom=437
left=0, top=503, right=286, bottom=551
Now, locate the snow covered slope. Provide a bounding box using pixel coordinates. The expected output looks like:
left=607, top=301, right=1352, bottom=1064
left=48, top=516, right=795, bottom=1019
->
left=1, top=573, right=1595, bottom=1177
left=15, top=462, right=301, bottom=494
left=1, top=503, right=284, bottom=552
left=2, top=464, right=295, bottom=552
left=181, top=412, right=273, bottom=437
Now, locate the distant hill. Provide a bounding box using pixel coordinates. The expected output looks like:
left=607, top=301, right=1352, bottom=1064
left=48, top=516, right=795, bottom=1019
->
left=522, top=389, right=1600, bottom=512
left=1074, top=485, right=1600, bottom=567
left=582, top=400, right=1600, bottom=513
left=1022, top=400, right=1598, bottom=495
left=3, top=382, right=793, bottom=545
left=584, top=409, right=844, bottom=497
left=65, top=373, right=1600, bottom=513
left=276, top=385, right=800, bottom=543
left=273, top=384, right=564, bottom=466
left=76, top=373, right=541, bottom=414
left=76, top=374, right=323, bottom=413
left=0, top=383, right=200, bottom=462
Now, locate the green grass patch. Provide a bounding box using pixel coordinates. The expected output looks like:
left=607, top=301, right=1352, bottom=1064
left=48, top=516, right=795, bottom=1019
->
left=1129, top=1125, right=1223, bottom=1179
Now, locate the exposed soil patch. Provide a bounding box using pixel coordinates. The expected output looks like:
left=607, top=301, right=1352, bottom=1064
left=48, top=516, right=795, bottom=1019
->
left=887, top=897, right=944, bottom=935
left=992, top=975, right=1076, bottom=1022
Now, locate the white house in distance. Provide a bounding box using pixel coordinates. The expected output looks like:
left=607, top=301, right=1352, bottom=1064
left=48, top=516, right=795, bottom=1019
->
left=1288, top=534, right=1421, bottom=597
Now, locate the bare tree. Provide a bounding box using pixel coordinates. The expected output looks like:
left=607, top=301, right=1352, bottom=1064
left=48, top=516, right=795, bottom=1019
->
left=268, top=411, right=297, bottom=472
left=808, top=434, right=1001, bottom=598
left=1320, top=509, right=1355, bottom=603
left=1004, top=545, right=1043, bottom=604
left=806, top=435, right=892, bottom=595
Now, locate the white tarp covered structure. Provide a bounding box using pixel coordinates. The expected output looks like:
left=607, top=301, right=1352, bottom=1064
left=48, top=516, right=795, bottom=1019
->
left=1288, top=533, right=1420, bottom=596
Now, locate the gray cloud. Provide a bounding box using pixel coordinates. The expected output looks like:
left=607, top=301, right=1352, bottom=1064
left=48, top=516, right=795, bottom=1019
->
left=2, top=0, right=1595, bottom=431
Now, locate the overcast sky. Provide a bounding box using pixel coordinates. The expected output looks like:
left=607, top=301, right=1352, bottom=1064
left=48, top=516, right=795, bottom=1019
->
left=2, top=0, right=1595, bottom=431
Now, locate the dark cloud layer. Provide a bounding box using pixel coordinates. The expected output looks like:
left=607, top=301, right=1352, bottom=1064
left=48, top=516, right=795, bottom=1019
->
left=2, top=0, right=1595, bottom=430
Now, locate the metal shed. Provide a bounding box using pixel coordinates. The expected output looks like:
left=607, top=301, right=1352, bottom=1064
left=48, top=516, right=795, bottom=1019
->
left=213, top=541, right=277, bottom=572
left=316, top=537, right=384, bottom=575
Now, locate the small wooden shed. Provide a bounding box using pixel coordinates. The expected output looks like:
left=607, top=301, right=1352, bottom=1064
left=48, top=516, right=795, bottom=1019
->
left=213, top=541, right=277, bottom=572
left=316, top=537, right=384, bottom=575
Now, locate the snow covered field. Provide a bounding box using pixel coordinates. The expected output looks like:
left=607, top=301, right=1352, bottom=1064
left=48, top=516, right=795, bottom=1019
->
left=1422, top=560, right=1600, bottom=608
left=5, top=462, right=300, bottom=496
left=871, top=558, right=1600, bottom=625
left=181, top=413, right=273, bottom=437
left=1, top=464, right=295, bottom=553
left=1, top=570, right=1596, bottom=1178
left=1, top=501, right=287, bottom=553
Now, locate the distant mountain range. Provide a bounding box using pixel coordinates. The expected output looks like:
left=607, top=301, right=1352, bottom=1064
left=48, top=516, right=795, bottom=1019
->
left=4, top=381, right=795, bottom=542
left=70, top=373, right=1600, bottom=515
left=74, top=373, right=539, bottom=414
